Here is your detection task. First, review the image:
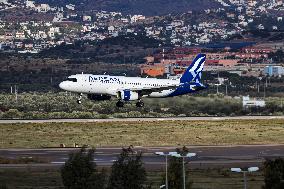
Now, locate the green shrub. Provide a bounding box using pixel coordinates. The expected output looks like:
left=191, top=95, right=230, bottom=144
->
left=2, top=109, right=23, bottom=119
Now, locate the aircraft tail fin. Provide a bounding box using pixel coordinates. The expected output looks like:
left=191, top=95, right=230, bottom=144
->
left=180, top=54, right=206, bottom=84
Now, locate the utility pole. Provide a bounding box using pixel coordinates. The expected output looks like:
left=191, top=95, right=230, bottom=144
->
left=243, top=172, right=247, bottom=189
left=50, top=66, right=53, bottom=85
left=225, top=84, right=228, bottom=96
left=166, top=154, right=168, bottom=189
left=171, top=153, right=197, bottom=189
left=264, top=83, right=266, bottom=98
left=231, top=167, right=259, bottom=189
left=182, top=157, right=186, bottom=189
left=155, top=152, right=178, bottom=189
left=162, top=48, right=165, bottom=64
left=217, top=72, right=220, bottom=94
left=14, top=85, right=18, bottom=103
left=217, top=84, right=219, bottom=94
left=255, top=81, right=257, bottom=89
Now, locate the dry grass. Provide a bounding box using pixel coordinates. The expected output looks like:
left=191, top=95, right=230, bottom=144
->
left=0, top=119, right=284, bottom=148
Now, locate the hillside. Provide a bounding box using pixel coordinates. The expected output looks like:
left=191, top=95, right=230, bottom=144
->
left=38, top=34, right=161, bottom=63
left=35, top=0, right=221, bottom=16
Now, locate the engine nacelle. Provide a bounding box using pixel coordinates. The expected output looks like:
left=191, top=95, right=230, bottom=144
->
left=87, top=94, right=111, bottom=101
left=120, top=90, right=139, bottom=101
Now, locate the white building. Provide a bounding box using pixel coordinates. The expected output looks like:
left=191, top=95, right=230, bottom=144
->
left=53, top=12, right=64, bottom=22
left=66, top=4, right=75, bottom=11
left=83, top=16, right=92, bottom=22
left=50, top=27, right=60, bottom=33
left=26, top=0, right=35, bottom=8
left=35, top=4, right=51, bottom=12
left=264, top=66, right=284, bottom=77
left=131, top=15, right=146, bottom=23
left=243, top=96, right=266, bottom=108
left=15, top=32, right=26, bottom=39
left=108, top=26, right=115, bottom=33
left=0, top=0, right=8, bottom=4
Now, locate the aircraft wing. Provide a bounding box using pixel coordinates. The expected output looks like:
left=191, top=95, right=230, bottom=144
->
left=118, top=84, right=181, bottom=96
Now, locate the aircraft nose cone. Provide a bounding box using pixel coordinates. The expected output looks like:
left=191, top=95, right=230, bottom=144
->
left=59, top=82, right=67, bottom=90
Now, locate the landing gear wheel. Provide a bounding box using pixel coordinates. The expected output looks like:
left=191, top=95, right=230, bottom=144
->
left=136, top=101, right=144, bottom=107
left=116, top=101, right=124, bottom=108
left=77, top=93, right=83, bottom=104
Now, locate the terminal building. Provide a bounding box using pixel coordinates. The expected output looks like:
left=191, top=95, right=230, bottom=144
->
left=264, top=66, right=284, bottom=77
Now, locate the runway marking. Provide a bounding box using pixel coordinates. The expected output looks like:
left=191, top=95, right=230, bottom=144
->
left=94, top=159, right=104, bottom=161
left=1, top=116, right=284, bottom=124
left=51, top=162, right=65, bottom=164
left=213, top=118, right=221, bottom=120
left=46, top=151, right=70, bottom=153
left=95, top=153, right=120, bottom=156
left=144, top=160, right=264, bottom=165
left=10, top=153, right=48, bottom=155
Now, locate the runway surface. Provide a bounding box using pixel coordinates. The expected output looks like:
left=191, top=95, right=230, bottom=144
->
left=1, top=145, right=283, bottom=170
left=1, top=116, right=284, bottom=124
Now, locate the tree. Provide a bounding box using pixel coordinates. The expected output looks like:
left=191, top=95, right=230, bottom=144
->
left=0, top=183, right=7, bottom=189
left=163, top=146, right=193, bottom=189
left=107, top=146, right=147, bottom=189
left=61, top=147, right=107, bottom=189
left=263, top=158, right=284, bottom=189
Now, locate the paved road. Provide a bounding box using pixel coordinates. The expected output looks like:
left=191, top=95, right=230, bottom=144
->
left=1, top=116, right=284, bottom=124
left=0, top=145, right=283, bottom=170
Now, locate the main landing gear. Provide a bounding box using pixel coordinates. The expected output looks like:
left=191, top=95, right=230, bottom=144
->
left=77, top=93, right=83, bottom=104
left=116, top=100, right=124, bottom=108
left=116, top=100, right=144, bottom=108
left=136, top=100, right=144, bottom=108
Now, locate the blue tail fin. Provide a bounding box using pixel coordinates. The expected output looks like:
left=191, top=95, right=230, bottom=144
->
left=180, top=54, right=206, bottom=84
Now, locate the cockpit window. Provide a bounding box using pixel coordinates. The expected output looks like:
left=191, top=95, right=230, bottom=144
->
left=66, top=78, right=77, bottom=82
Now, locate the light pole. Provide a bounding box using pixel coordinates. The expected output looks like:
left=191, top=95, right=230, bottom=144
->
left=171, top=153, right=197, bottom=189
left=231, top=167, right=259, bottom=189
left=155, top=152, right=178, bottom=189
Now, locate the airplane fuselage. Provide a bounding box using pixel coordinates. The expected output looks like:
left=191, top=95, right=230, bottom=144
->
left=59, top=53, right=207, bottom=107
left=59, top=74, right=201, bottom=98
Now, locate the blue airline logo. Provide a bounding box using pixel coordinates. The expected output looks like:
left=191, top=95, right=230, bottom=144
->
left=180, top=54, right=206, bottom=84
left=89, top=76, right=121, bottom=83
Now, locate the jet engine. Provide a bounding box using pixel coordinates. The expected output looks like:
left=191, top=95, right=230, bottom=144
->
left=120, top=90, right=139, bottom=101
left=87, top=94, right=111, bottom=101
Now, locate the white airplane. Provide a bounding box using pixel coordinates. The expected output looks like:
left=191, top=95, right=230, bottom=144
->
left=59, top=54, right=207, bottom=107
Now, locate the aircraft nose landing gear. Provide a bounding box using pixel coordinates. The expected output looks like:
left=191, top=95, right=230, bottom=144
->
left=77, top=93, right=82, bottom=104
